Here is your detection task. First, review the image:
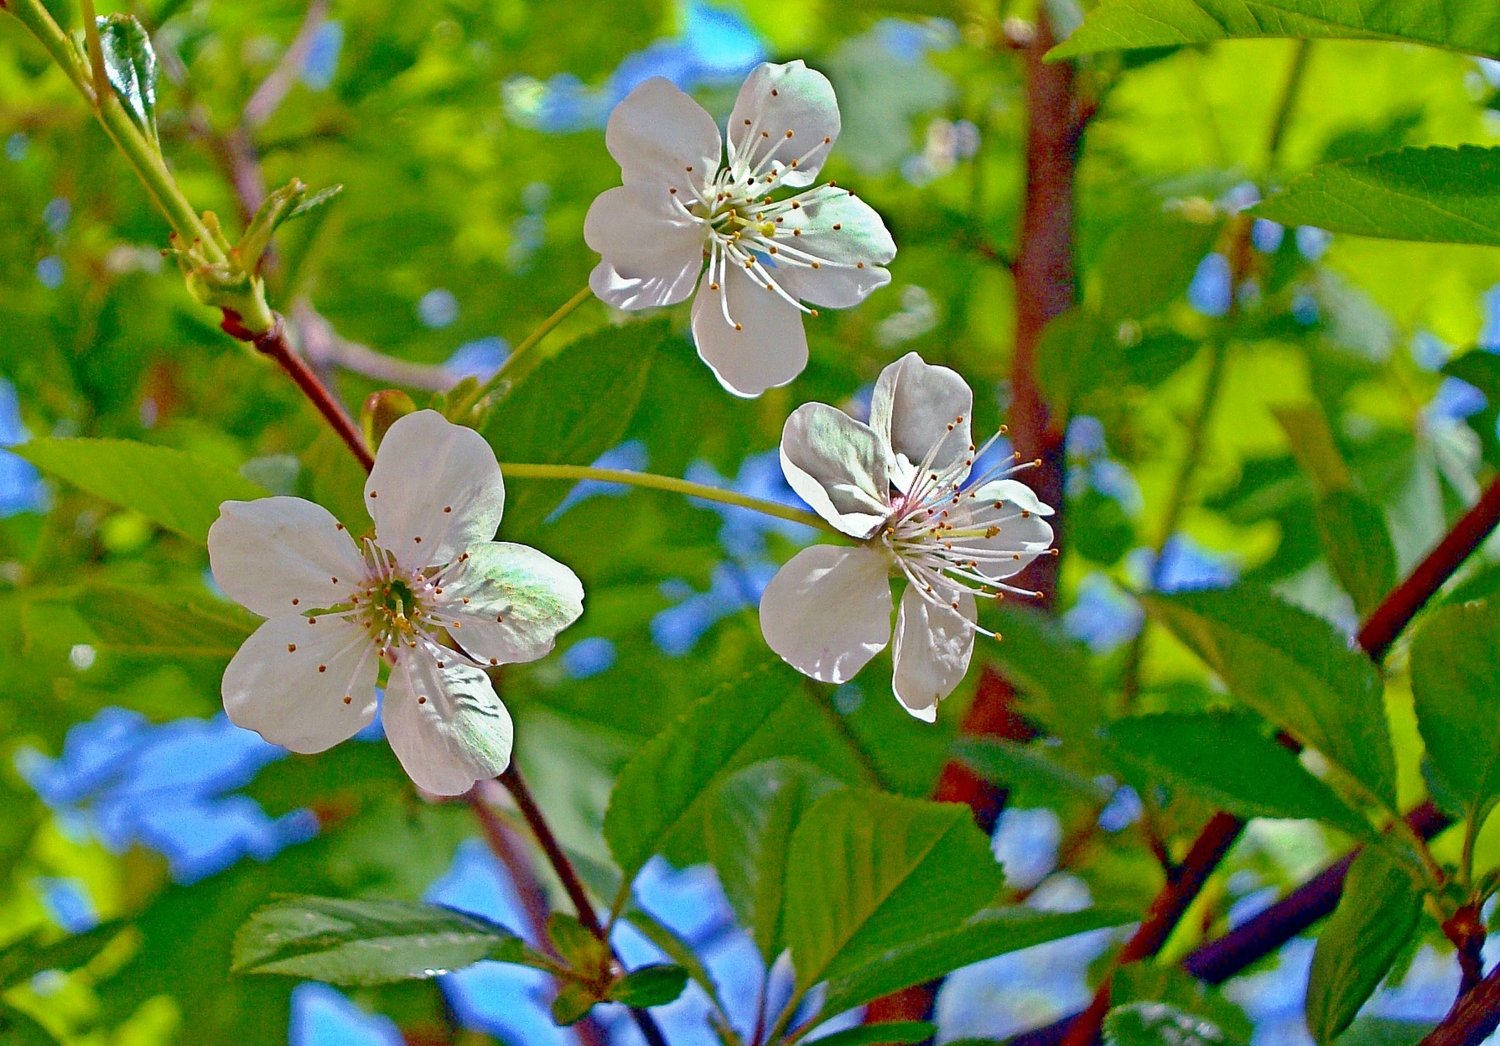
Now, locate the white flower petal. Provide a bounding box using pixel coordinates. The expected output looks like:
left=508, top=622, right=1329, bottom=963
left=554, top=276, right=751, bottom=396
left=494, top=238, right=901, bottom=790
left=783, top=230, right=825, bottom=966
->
left=222, top=615, right=377, bottom=753
left=584, top=185, right=705, bottom=310
left=365, top=410, right=504, bottom=567
left=759, top=544, right=892, bottom=684
left=971, top=478, right=1056, bottom=517
left=770, top=187, right=896, bottom=308
left=606, top=77, right=723, bottom=192
left=779, top=402, right=890, bottom=539
left=948, top=481, right=1056, bottom=579
left=869, top=352, right=974, bottom=475
left=690, top=260, right=808, bottom=397
left=383, top=654, right=513, bottom=796
left=208, top=497, right=364, bottom=619
left=891, top=585, right=975, bottom=722
left=441, top=542, right=585, bottom=665
left=728, top=61, right=839, bottom=189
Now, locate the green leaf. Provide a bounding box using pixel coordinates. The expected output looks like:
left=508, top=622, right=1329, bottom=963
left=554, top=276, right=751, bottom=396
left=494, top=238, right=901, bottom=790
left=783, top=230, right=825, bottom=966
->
left=1255, top=147, right=1500, bottom=247
left=1142, top=588, right=1397, bottom=807
left=546, top=913, right=606, bottom=973
left=1050, top=1, right=1500, bottom=61
left=289, top=184, right=345, bottom=221
left=784, top=790, right=1004, bottom=994
left=1305, top=849, right=1422, bottom=1046
left=991, top=605, right=1109, bottom=748
left=1273, top=404, right=1352, bottom=497
left=954, top=737, right=1113, bottom=802
left=1315, top=491, right=1397, bottom=617
left=1106, top=713, right=1372, bottom=837
left=1094, top=215, right=1222, bottom=322
left=0, top=921, right=127, bottom=991
left=1112, top=962, right=1253, bottom=1043
left=1442, top=352, right=1500, bottom=402
left=603, top=659, right=867, bottom=883
left=0, top=1003, right=58, bottom=1046
left=483, top=320, right=669, bottom=535
left=705, top=757, right=845, bottom=965
left=619, top=907, right=725, bottom=1013
left=1409, top=600, right=1500, bottom=824
left=606, top=964, right=689, bottom=1007
left=16, top=438, right=268, bottom=546
left=800, top=1021, right=938, bottom=1046
left=97, top=14, right=159, bottom=143
left=232, top=896, right=534, bottom=986
left=1104, top=1002, right=1247, bottom=1046
left=70, top=583, right=256, bottom=661
left=820, top=905, right=1137, bottom=1018
left=551, top=981, right=598, bottom=1026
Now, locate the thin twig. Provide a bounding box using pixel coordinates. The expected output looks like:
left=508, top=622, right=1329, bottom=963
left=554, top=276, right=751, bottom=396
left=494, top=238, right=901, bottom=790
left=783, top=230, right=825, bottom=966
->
left=243, top=0, right=330, bottom=128
left=293, top=299, right=460, bottom=392
left=1422, top=950, right=1500, bottom=1046
left=79, top=0, right=107, bottom=105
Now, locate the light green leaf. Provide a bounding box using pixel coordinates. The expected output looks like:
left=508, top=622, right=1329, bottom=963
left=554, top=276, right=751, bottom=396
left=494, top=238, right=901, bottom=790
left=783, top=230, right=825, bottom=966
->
left=1255, top=147, right=1500, bottom=247
left=1305, top=849, right=1422, bottom=1045
left=546, top=913, right=606, bottom=973
left=1049, top=1, right=1500, bottom=61
left=1106, top=713, right=1372, bottom=837
left=603, top=659, right=867, bottom=884
left=551, top=981, right=597, bottom=1026
left=1273, top=404, right=1352, bottom=497
left=97, top=14, right=158, bottom=143
left=801, top=1021, right=937, bottom=1046
left=1409, top=600, right=1500, bottom=825
left=954, top=737, right=1113, bottom=802
left=706, top=758, right=845, bottom=965
left=820, top=905, right=1137, bottom=1018
left=1142, top=588, right=1396, bottom=807
left=1104, top=1002, right=1247, bottom=1046
left=1094, top=215, right=1222, bottom=322
left=606, top=964, right=690, bottom=1007
left=16, top=438, right=268, bottom=546
left=232, top=896, right=535, bottom=986
left=484, top=320, right=669, bottom=536
left=620, top=907, right=725, bottom=1015
left=0, top=922, right=128, bottom=991
left=0, top=1004, right=58, bottom=1046
left=784, top=790, right=1004, bottom=994
left=69, top=584, right=256, bottom=661
left=1315, top=491, right=1397, bottom=618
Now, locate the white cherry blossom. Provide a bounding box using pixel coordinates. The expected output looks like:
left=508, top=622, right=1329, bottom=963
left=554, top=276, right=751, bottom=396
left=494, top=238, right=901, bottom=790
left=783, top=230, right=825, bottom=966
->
left=207, top=410, right=583, bottom=795
left=585, top=61, right=897, bottom=398
left=759, top=353, right=1056, bottom=721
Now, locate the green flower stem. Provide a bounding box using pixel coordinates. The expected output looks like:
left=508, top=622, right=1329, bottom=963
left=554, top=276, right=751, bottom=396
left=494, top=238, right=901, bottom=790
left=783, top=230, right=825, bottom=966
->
left=453, top=284, right=594, bottom=416
left=5, top=0, right=223, bottom=262
left=498, top=462, right=841, bottom=535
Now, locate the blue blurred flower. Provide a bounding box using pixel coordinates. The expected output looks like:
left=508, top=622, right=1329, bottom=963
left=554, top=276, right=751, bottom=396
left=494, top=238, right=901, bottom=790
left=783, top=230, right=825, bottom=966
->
left=300, top=21, right=343, bottom=91
left=36, top=256, right=64, bottom=289
left=1428, top=376, right=1487, bottom=423
left=1480, top=283, right=1500, bottom=352
left=1291, top=290, right=1319, bottom=325
left=1126, top=535, right=1237, bottom=594
left=549, top=440, right=648, bottom=521
left=991, top=807, right=1061, bottom=890
left=652, top=560, right=777, bottom=656
left=1410, top=330, right=1451, bottom=371
left=1251, top=218, right=1284, bottom=254
left=684, top=450, right=816, bottom=561
left=1063, top=573, right=1144, bottom=653
left=1188, top=253, right=1233, bottom=317
left=1096, top=784, right=1143, bottom=832
left=17, top=709, right=318, bottom=884
left=444, top=336, right=510, bottom=384
left=1066, top=416, right=1107, bottom=459
left=1219, top=181, right=1260, bottom=214
left=289, top=982, right=404, bottom=1046
left=5, top=133, right=26, bottom=161
left=0, top=379, right=48, bottom=516
left=417, top=288, right=459, bottom=329
left=36, top=877, right=98, bottom=933
left=42, top=197, right=70, bottom=234
left=1295, top=225, right=1332, bottom=261
left=561, top=637, right=617, bottom=679
left=503, top=1, right=765, bottom=133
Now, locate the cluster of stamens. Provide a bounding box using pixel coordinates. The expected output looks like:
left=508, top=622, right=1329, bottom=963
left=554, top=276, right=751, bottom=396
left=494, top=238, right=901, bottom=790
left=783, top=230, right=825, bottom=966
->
left=877, top=417, right=1050, bottom=637
left=663, top=93, right=874, bottom=331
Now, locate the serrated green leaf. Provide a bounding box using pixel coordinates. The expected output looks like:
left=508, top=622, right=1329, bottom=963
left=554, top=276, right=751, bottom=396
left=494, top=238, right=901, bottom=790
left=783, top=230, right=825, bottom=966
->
left=1106, top=713, right=1372, bottom=837
left=801, top=1021, right=937, bottom=1046
left=232, top=896, right=532, bottom=985
left=991, top=605, right=1108, bottom=748
left=1315, top=490, right=1397, bottom=617
left=1104, top=1001, right=1247, bottom=1046
left=705, top=757, right=845, bottom=965
left=97, top=14, right=158, bottom=143
left=820, top=905, right=1137, bottom=1018
left=1409, top=600, right=1500, bottom=826
left=1255, top=147, right=1500, bottom=247
left=605, top=964, right=689, bottom=1007
left=484, top=320, right=668, bottom=536
left=16, top=438, right=268, bottom=546
left=603, top=659, right=867, bottom=883
left=784, top=790, right=1004, bottom=995
left=1049, top=0, right=1500, bottom=61
left=1305, top=849, right=1422, bottom=1045
left=1142, top=588, right=1396, bottom=808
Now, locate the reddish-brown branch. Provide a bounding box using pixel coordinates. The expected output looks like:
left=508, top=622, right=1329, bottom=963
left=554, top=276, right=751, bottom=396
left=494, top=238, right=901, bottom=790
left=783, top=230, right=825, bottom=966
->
left=1422, top=957, right=1500, bottom=1046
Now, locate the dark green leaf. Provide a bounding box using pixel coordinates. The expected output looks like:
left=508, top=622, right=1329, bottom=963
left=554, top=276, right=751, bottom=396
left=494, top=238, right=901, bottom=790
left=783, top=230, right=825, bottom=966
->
left=1255, top=147, right=1500, bottom=247
left=1050, top=1, right=1500, bottom=60
left=1106, top=713, right=1371, bottom=836
left=16, top=438, right=268, bottom=546
left=605, top=964, right=689, bottom=1007
left=1442, top=352, right=1500, bottom=403
left=483, top=320, right=669, bottom=535
left=0, top=1003, right=58, bottom=1046
left=1315, top=491, right=1397, bottom=617
left=0, top=921, right=128, bottom=990
left=70, top=583, right=256, bottom=661
left=784, top=790, right=1005, bottom=994
left=232, top=896, right=533, bottom=985
left=954, top=738, right=1113, bottom=802
left=1071, top=488, right=1137, bottom=566
left=706, top=757, right=845, bottom=965
left=603, top=659, right=867, bottom=883
left=1094, top=215, right=1221, bottom=322
left=1143, top=588, right=1396, bottom=807
left=1104, top=1001, right=1247, bottom=1046
left=1112, top=962, right=1253, bottom=1043
left=1305, top=849, right=1422, bottom=1045
left=1273, top=404, right=1351, bottom=497
left=820, top=906, right=1137, bottom=1018
left=1335, top=1018, right=1435, bottom=1046
left=619, top=908, right=724, bottom=1012
left=1409, top=600, right=1500, bottom=824
left=801, top=1021, right=937, bottom=1046
left=991, top=605, right=1109, bottom=748
left=551, top=981, right=598, bottom=1026
left=97, top=15, right=158, bottom=143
